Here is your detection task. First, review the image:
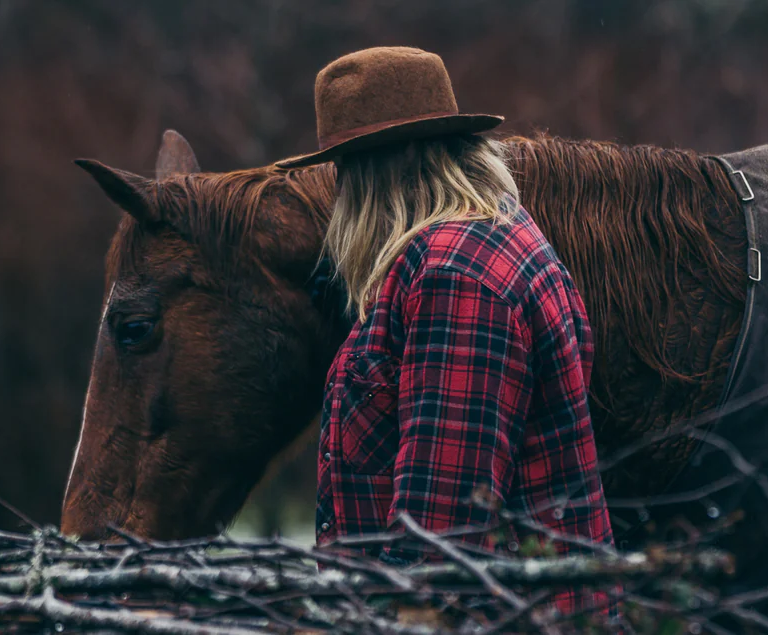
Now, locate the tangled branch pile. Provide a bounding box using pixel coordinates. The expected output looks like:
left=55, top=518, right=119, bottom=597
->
left=0, top=515, right=745, bottom=635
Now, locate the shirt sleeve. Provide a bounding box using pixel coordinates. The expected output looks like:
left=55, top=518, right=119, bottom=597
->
left=385, top=265, right=533, bottom=550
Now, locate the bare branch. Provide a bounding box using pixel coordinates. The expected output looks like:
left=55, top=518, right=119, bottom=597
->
left=0, top=586, right=265, bottom=635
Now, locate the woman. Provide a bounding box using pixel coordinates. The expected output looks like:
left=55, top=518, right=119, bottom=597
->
left=279, top=46, right=615, bottom=616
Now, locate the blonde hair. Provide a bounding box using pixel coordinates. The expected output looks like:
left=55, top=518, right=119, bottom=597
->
left=325, top=135, right=520, bottom=320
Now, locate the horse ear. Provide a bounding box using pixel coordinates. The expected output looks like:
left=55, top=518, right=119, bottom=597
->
left=75, top=159, right=160, bottom=224
left=155, top=129, right=201, bottom=180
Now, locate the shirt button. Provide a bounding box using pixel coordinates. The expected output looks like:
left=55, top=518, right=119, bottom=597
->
left=323, top=452, right=331, bottom=461
left=321, top=523, right=330, bottom=532
left=326, top=381, right=333, bottom=389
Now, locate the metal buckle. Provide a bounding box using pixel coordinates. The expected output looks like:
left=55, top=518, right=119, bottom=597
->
left=733, top=169, right=756, bottom=202
left=750, top=247, right=762, bottom=282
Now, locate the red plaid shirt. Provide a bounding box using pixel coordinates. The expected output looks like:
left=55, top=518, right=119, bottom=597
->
left=317, top=205, right=614, bottom=615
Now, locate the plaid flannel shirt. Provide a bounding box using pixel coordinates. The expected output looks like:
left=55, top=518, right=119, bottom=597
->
left=316, top=204, right=615, bottom=616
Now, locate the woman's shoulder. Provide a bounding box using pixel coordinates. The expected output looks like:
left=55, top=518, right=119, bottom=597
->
left=405, top=209, right=559, bottom=292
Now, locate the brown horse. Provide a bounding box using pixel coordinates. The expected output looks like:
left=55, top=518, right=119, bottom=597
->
left=61, top=131, right=748, bottom=551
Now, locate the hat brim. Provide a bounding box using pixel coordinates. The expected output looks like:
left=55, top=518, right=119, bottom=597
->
left=276, top=113, right=504, bottom=169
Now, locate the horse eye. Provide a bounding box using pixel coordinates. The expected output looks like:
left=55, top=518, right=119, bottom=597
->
left=115, top=320, right=156, bottom=348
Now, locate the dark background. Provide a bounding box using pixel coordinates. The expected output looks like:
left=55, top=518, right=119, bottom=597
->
left=1, top=0, right=767, bottom=535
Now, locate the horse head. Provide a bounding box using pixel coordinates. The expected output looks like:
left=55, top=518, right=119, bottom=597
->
left=60, top=131, right=346, bottom=540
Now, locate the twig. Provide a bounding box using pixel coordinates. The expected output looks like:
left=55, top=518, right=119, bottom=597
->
left=399, top=512, right=535, bottom=612
left=0, top=585, right=265, bottom=635
left=0, top=497, right=41, bottom=531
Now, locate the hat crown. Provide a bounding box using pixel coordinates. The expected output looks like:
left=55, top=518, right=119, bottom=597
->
left=276, top=46, right=503, bottom=168
left=314, top=47, right=459, bottom=149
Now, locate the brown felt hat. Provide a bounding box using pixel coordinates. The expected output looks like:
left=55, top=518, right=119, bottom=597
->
left=276, top=46, right=504, bottom=169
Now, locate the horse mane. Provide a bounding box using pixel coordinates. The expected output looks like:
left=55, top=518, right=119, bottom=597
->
left=505, top=134, right=745, bottom=385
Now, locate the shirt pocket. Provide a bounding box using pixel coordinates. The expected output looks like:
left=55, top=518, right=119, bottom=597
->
left=339, top=352, right=400, bottom=475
